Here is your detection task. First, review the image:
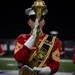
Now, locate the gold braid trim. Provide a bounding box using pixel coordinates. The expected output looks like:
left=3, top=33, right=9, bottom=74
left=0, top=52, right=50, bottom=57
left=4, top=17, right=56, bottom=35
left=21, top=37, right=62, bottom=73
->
left=52, top=48, right=60, bottom=62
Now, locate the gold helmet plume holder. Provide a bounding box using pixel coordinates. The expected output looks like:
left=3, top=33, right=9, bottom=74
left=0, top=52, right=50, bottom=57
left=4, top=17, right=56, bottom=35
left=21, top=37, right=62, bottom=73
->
left=31, top=0, right=47, bottom=21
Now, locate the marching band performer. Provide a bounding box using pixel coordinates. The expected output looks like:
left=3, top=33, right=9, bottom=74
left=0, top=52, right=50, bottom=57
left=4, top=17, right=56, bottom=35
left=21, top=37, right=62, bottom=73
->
left=0, top=43, right=5, bottom=57
left=72, top=45, right=75, bottom=64
left=14, top=7, right=62, bottom=75
left=50, top=31, right=65, bottom=55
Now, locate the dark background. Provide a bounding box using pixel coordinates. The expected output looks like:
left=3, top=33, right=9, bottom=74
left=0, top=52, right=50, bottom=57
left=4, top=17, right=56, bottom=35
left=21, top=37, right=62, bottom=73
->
left=0, top=0, right=75, bottom=40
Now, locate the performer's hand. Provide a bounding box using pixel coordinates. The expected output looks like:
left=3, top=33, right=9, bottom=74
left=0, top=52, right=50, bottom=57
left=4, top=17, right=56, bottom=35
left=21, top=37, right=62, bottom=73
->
left=24, top=18, right=39, bottom=49
left=22, top=65, right=51, bottom=75
left=34, top=18, right=39, bottom=30
left=23, top=65, right=34, bottom=72
left=33, top=67, right=51, bottom=75
left=32, top=18, right=39, bottom=37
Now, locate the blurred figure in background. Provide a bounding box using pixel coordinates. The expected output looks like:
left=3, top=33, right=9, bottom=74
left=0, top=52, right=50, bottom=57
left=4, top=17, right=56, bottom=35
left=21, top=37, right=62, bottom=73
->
left=50, top=31, right=65, bottom=55
left=0, top=43, right=5, bottom=57
left=72, top=45, right=75, bottom=64
left=72, top=45, right=75, bottom=75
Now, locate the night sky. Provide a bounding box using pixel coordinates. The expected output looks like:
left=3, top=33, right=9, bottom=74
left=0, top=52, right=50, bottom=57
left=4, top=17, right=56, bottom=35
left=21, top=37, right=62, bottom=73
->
left=0, top=0, right=75, bottom=40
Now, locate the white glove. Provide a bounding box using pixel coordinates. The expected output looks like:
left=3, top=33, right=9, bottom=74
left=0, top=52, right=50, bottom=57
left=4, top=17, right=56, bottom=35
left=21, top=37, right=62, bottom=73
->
left=23, top=65, right=34, bottom=72
left=24, top=18, right=39, bottom=49
left=23, top=65, right=51, bottom=75
left=32, top=18, right=39, bottom=37
left=33, top=67, right=51, bottom=75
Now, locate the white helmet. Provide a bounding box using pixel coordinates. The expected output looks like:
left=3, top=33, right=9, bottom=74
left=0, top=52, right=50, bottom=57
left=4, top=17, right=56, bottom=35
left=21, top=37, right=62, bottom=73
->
left=50, top=31, right=58, bottom=35
left=25, top=8, right=48, bottom=16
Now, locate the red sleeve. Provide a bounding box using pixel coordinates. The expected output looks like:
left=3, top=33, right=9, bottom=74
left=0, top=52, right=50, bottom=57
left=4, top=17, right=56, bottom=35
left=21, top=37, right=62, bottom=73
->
left=59, top=41, right=62, bottom=52
left=14, top=34, right=32, bottom=64
left=73, top=54, right=75, bottom=64
left=0, top=44, right=4, bottom=53
left=46, top=59, right=59, bottom=74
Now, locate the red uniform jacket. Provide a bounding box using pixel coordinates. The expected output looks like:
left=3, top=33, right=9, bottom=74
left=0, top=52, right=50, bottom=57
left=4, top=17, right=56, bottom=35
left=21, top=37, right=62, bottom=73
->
left=73, top=54, right=75, bottom=64
left=0, top=44, right=4, bottom=54
left=72, top=46, right=75, bottom=64
left=14, top=33, right=61, bottom=74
